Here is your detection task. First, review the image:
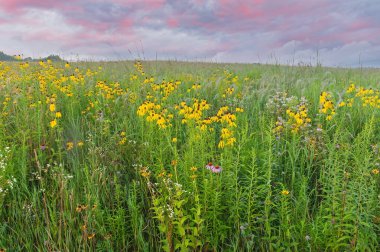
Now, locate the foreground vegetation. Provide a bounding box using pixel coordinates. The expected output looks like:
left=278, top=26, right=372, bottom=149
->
left=0, top=60, right=379, bottom=251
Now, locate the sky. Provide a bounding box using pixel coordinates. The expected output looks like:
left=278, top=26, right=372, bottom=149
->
left=0, top=0, right=380, bottom=67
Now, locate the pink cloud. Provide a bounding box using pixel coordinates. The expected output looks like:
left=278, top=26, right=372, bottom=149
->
left=22, top=26, right=137, bottom=50
left=347, top=20, right=372, bottom=31
left=118, top=18, right=134, bottom=32
left=1, top=0, right=53, bottom=10
left=1, top=0, right=380, bottom=66
left=0, top=0, right=79, bottom=13
left=217, top=0, right=265, bottom=18
left=66, top=18, right=112, bottom=33
left=111, top=0, right=165, bottom=9
left=167, top=18, right=179, bottom=28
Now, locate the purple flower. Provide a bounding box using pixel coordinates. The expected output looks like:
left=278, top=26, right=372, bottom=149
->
left=205, top=162, right=214, bottom=170
left=211, top=165, right=222, bottom=173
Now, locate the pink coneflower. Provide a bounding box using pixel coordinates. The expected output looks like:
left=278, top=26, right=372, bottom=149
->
left=205, top=162, right=214, bottom=170
left=211, top=165, right=222, bottom=173
left=40, top=144, right=47, bottom=151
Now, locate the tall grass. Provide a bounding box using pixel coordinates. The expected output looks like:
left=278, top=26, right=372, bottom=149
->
left=0, top=60, right=379, bottom=251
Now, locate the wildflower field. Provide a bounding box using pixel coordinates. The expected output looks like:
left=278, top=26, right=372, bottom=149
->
left=0, top=60, right=380, bottom=251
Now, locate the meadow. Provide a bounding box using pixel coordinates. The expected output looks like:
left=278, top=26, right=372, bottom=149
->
left=0, top=59, right=379, bottom=251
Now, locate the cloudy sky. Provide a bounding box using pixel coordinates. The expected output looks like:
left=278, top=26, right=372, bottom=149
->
left=0, top=0, right=379, bottom=67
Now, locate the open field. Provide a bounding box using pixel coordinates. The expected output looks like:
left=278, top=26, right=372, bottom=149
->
left=0, top=60, right=380, bottom=251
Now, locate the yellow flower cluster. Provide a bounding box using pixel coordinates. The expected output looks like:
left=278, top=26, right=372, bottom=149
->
left=19, top=62, right=29, bottom=69
left=215, top=106, right=243, bottom=148
left=96, top=81, right=125, bottom=99
left=137, top=101, right=173, bottom=129
left=286, top=104, right=311, bottom=133
left=218, top=128, right=236, bottom=148
left=1, top=60, right=102, bottom=132
left=272, top=97, right=311, bottom=136
left=151, top=80, right=181, bottom=99
left=186, top=83, right=202, bottom=93
left=338, top=83, right=380, bottom=109
left=132, top=62, right=244, bottom=148
left=1, top=96, right=12, bottom=117
left=143, top=76, right=155, bottom=84
left=177, top=101, right=242, bottom=148
left=354, top=86, right=380, bottom=108
left=46, top=94, right=62, bottom=128
left=35, top=61, right=96, bottom=98
left=217, top=106, right=238, bottom=128
left=190, top=166, right=198, bottom=180
left=223, top=70, right=239, bottom=84
left=319, top=92, right=335, bottom=121
left=134, top=60, right=145, bottom=75
left=177, top=99, right=210, bottom=124
left=119, top=132, right=127, bottom=145
left=222, top=87, right=235, bottom=97
left=81, top=100, right=98, bottom=115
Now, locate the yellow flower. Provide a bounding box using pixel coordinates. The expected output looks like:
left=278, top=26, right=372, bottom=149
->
left=88, top=233, right=95, bottom=240
left=347, top=84, right=356, bottom=93
left=172, top=137, right=177, bottom=143
left=281, top=190, right=290, bottom=196
left=190, top=166, right=197, bottom=172
left=218, top=140, right=225, bottom=149
left=372, top=169, right=379, bottom=175
left=158, top=171, right=166, bottom=177
left=49, top=103, right=56, bottom=112
left=171, top=160, right=178, bottom=166
left=50, top=119, right=57, bottom=128
left=55, top=111, right=62, bottom=118
left=77, top=141, right=84, bottom=147
left=226, top=137, right=236, bottom=146
left=76, top=205, right=82, bottom=213
left=66, top=142, right=74, bottom=150
left=140, top=167, right=151, bottom=178
left=118, top=137, right=127, bottom=145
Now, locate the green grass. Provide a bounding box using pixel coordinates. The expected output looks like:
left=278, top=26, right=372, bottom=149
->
left=0, top=60, right=379, bottom=251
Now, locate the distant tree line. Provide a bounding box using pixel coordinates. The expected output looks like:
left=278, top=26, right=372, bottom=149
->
left=0, top=51, right=63, bottom=62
